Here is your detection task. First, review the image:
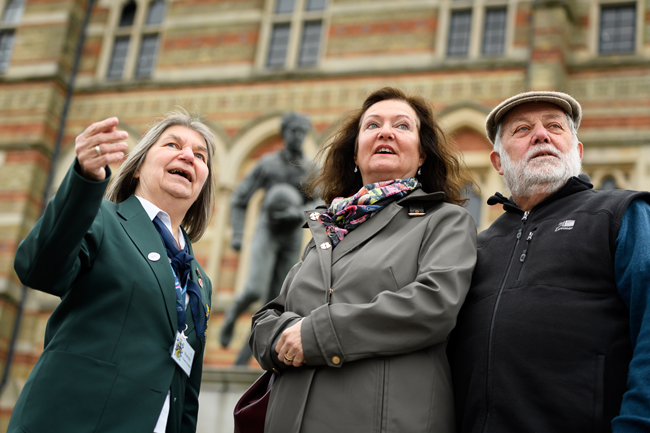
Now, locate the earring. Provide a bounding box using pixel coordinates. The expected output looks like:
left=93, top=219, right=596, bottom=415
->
left=417, top=166, right=421, bottom=176
left=354, top=165, right=358, bottom=173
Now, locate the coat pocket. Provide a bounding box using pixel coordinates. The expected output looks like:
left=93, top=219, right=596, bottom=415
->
left=22, top=350, right=119, bottom=433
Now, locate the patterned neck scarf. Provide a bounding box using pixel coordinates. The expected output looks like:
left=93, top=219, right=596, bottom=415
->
left=319, top=178, right=421, bottom=247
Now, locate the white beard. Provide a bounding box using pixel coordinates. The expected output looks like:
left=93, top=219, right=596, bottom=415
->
left=501, top=144, right=582, bottom=199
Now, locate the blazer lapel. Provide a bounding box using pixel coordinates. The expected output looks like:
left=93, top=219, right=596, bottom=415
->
left=305, top=210, right=333, bottom=298
left=330, top=202, right=403, bottom=265
left=330, top=189, right=445, bottom=265
left=116, top=195, right=177, bottom=334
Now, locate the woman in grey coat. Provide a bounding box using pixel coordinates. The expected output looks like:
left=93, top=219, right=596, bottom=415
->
left=250, top=87, right=477, bottom=433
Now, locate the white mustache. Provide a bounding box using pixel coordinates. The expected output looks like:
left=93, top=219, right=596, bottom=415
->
left=526, top=145, right=560, bottom=161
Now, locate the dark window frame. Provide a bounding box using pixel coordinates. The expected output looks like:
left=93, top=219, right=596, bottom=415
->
left=482, top=7, right=507, bottom=56
left=599, top=3, right=636, bottom=54
left=447, top=9, right=472, bottom=58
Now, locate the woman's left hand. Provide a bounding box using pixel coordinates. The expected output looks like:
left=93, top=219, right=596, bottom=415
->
left=276, top=319, right=305, bottom=367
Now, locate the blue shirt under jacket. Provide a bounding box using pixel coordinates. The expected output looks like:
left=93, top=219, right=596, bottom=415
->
left=613, top=198, right=650, bottom=431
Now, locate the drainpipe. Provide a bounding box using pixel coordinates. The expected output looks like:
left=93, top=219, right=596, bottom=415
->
left=0, top=0, right=97, bottom=397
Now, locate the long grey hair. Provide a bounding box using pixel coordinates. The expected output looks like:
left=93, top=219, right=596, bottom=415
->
left=104, top=110, right=217, bottom=242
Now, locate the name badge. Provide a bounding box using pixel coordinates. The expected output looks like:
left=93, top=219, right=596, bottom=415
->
left=170, top=331, right=195, bottom=377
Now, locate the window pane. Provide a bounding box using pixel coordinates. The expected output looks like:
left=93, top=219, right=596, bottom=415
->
left=107, top=36, right=130, bottom=79
left=0, top=30, right=16, bottom=73
left=267, top=23, right=290, bottom=68
left=463, top=185, right=482, bottom=226
left=146, top=0, right=165, bottom=25
left=600, top=4, right=636, bottom=54
left=448, top=10, right=471, bottom=57
left=305, top=0, right=327, bottom=11
left=482, top=7, right=506, bottom=56
left=599, top=176, right=619, bottom=190
left=1, top=0, right=25, bottom=24
left=298, top=21, right=321, bottom=66
left=275, top=0, right=294, bottom=14
left=119, top=1, right=137, bottom=27
left=135, top=34, right=159, bottom=77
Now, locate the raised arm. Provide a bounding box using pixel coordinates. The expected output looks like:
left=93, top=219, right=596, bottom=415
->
left=13, top=118, right=128, bottom=296
left=229, top=162, right=266, bottom=251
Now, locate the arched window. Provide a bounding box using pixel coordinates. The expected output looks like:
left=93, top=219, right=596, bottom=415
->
left=264, top=0, right=328, bottom=69
left=463, top=184, right=482, bottom=227
left=106, top=0, right=165, bottom=80
left=119, top=0, right=136, bottom=27
left=599, top=176, right=619, bottom=191
left=145, top=0, right=165, bottom=25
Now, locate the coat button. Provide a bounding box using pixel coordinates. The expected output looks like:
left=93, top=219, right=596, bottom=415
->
left=309, top=212, right=320, bottom=221
left=320, top=242, right=332, bottom=250
left=332, top=356, right=340, bottom=365
left=148, top=252, right=161, bottom=261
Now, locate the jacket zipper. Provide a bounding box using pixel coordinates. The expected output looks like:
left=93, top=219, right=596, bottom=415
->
left=482, top=211, right=529, bottom=433
left=517, top=228, right=536, bottom=281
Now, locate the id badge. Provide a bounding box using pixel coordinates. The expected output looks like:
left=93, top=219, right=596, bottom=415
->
left=171, top=331, right=195, bottom=376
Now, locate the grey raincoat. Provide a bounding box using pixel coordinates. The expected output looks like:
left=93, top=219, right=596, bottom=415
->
left=250, top=189, right=477, bottom=433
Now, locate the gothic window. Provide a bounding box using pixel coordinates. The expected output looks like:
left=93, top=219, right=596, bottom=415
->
left=444, top=0, right=509, bottom=59
left=482, top=7, right=507, bottom=56
left=463, top=184, right=482, bottom=226
left=599, top=176, right=619, bottom=190
left=106, top=0, right=165, bottom=80
left=447, top=10, right=472, bottom=57
left=264, top=0, right=327, bottom=70
left=599, top=4, right=636, bottom=54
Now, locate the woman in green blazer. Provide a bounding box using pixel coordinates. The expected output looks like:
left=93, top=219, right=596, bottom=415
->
left=9, top=112, right=215, bottom=433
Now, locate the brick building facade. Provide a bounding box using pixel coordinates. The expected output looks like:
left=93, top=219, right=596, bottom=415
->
left=0, top=0, right=648, bottom=429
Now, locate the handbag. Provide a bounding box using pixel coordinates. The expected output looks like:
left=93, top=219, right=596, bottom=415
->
left=233, top=370, right=276, bottom=433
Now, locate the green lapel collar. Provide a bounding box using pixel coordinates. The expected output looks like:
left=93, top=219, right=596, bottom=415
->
left=116, top=195, right=177, bottom=334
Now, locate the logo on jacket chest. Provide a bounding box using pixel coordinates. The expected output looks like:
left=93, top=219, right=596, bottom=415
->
left=555, top=220, right=575, bottom=232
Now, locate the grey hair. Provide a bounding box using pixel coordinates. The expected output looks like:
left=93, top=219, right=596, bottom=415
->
left=493, top=112, right=579, bottom=154
left=104, top=109, right=217, bottom=242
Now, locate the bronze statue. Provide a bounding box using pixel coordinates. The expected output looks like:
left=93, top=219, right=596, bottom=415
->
left=220, top=112, right=312, bottom=365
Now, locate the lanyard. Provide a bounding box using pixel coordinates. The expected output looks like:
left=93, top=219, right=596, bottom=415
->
left=170, top=266, right=188, bottom=333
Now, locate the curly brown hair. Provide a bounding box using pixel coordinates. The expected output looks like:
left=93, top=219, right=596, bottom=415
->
left=306, top=87, right=473, bottom=205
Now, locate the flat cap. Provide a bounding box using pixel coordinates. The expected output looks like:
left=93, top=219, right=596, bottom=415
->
left=485, top=91, right=582, bottom=144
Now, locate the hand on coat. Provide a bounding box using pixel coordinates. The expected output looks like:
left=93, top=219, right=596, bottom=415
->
left=276, top=319, right=305, bottom=367
left=75, top=117, right=129, bottom=181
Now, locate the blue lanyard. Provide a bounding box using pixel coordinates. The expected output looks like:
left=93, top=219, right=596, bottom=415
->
left=170, top=266, right=188, bottom=333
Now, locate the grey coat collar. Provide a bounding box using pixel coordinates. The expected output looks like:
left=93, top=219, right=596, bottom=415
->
left=304, top=188, right=446, bottom=290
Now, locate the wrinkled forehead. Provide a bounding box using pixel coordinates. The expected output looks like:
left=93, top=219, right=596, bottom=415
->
left=501, top=101, right=568, bottom=129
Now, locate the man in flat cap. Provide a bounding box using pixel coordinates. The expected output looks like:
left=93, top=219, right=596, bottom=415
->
left=447, top=91, right=650, bottom=432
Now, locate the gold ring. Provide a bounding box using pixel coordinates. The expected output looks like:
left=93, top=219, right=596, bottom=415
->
left=95, top=145, right=101, bottom=156
left=284, top=354, right=294, bottom=362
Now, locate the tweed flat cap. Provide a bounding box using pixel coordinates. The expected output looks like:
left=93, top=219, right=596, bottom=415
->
left=485, top=91, right=582, bottom=144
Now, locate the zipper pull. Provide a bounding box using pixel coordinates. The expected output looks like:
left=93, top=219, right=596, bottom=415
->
left=522, top=211, right=529, bottom=222
left=517, top=229, right=522, bottom=239
left=520, top=251, right=527, bottom=262
left=526, top=231, right=534, bottom=241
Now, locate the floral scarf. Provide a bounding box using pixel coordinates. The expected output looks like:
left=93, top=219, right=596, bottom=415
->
left=319, top=178, right=421, bottom=247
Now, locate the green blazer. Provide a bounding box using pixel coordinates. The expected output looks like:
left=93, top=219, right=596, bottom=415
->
left=9, top=161, right=212, bottom=433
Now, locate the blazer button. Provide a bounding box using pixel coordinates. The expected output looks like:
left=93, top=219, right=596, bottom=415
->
left=332, top=356, right=341, bottom=365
